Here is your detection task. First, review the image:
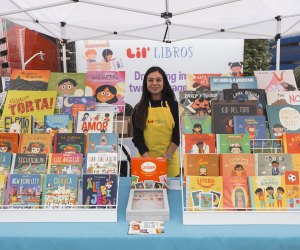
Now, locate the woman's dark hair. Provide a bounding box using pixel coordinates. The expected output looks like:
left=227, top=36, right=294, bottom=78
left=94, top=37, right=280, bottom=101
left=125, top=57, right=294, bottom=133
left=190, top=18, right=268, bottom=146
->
left=94, top=85, right=118, bottom=104
left=133, top=66, right=176, bottom=130
left=102, top=49, right=113, bottom=62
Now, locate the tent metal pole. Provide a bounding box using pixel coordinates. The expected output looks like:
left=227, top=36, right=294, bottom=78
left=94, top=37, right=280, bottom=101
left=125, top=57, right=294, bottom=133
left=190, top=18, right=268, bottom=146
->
left=62, top=43, right=67, bottom=73
left=275, top=16, right=281, bottom=71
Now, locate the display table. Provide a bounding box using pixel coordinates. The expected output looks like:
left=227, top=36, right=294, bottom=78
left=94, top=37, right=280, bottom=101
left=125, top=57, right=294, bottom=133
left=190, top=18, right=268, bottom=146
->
left=1, top=177, right=300, bottom=250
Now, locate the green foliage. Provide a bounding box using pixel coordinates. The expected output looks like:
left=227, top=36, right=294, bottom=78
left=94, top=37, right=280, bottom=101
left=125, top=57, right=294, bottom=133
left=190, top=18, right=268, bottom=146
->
left=243, top=39, right=272, bottom=76
left=294, top=65, right=300, bottom=89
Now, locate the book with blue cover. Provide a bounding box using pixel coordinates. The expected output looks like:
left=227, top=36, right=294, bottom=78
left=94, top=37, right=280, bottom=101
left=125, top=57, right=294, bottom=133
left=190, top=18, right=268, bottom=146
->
left=44, top=114, right=72, bottom=135
left=209, top=76, right=257, bottom=91
left=0, top=152, right=12, bottom=174
left=87, top=133, right=118, bottom=153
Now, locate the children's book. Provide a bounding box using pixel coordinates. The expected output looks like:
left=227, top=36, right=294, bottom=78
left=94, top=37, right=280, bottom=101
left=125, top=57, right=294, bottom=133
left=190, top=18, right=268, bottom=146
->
left=2, top=115, right=33, bottom=134
left=186, top=176, right=223, bottom=210
left=233, top=115, right=267, bottom=147
left=5, top=174, right=43, bottom=208
left=266, top=91, right=300, bottom=106
left=183, top=154, right=219, bottom=177
left=219, top=153, right=255, bottom=176
left=283, top=133, right=300, bottom=154
left=182, top=134, right=216, bottom=154
left=223, top=176, right=250, bottom=209
left=128, top=221, right=164, bottom=235
left=18, top=134, right=52, bottom=154
left=0, top=133, right=19, bottom=153
left=178, top=90, right=218, bottom=116
left=292, top=154, right=300, bottom=172
left=53, top=133, right=86, bottom=155
left=131, top=158, right=167, bottom=189
left=10, top=153, right=47, bottom=174
left=223, top=88, right=267, bottom=115
left=86, top=71, right=125, bottom=112
left=85, top=153, right=118, bottom=174
left=8, top=70, right=51, bottom=91
left=86, top=133, right=118, bottom=153
left=76, top=110, right=115, bottom=133
left=62, top=96, right=95, bottom=119
left=211, top=100, right=258, bottom=134
left=47, top=153, right=83, bottom=176
left=44, top=114, right=72, bottom=136
left=181, top=115, right=212, bottom=134
left=248, top=175, right=287, bottom=209
left=0, top=175, right=6, bottom=205
left=0, top=152, right=12, bottom=174
left=41, top=174, right=78, bottom=208
left=186, top=73, right=222, bottom=91
left=266, top=105, right=300, bottom=139
left=216, top=134, right=251, bottom=154
left=254, top=70, right=297, bottom=92
left=255, top=153, right=293, bottom=176
left=82, top=173, right=118, bottom=208
left=284, top=171, right=300, bottom=210
left=209, top=76, right=257, bottom=91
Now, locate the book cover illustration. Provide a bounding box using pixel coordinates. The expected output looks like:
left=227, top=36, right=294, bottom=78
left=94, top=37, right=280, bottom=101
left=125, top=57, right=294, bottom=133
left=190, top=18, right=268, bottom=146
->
left=211, top=100, right=258, bottom=134
left=179, top=90, right=218, bottom=116
left=131, top=158, right=167, bottom=189
left=62, top=96, right=95, bottom=119
left=41, top=174, right=78, bottom=208
left=266, top=91, right=300, bottom=106
left=2, top=115, right=33, bottom=134
left=182, top=134, right=216, bottom=154
left=254, top=70, right=297, bottom=92
left=53, top=133, right=86, bottom=155
left=223, top=88, right=267, bottom=115
left=223, top=176, right=250, bottom=209
left=85, top=153, right=118, bottom=174
left=216, top=134, right=251, bottom=154
left=2, top=90, right=57, bottom=130
left=186, top=176, right=223, bottom=210
left=18, top=134, right=52, bottom=154
left=233, top=115, right=267, bottom=147
left=186, top=73, right=222, bottom=91
left=11, top=153, right=47, bottom=174
left=266, top=105, right=300, bottom=139
left=255, top=153, right=293, bottom=176
left=5, top=174, right=42, bottom=208
left=47, top=153, right=83, bottom=176
left=44, top=114, right=72, bottom=136
left=0, top=175, right=6, bottom=205
left=209, top=76, right=257, bottom=91
left=220, top=153, right=255, bottom=177
left=8, top=70, right=51, bottom=91
left=291, top=154, right=300, bottom=172
left=181, top=115, right=212, bottom=134
left=82, top=174, right=118, bottom=208
left=284, top=171, right=300, bottom=210
left=85, top=71, right=125, bottom=112
left=248, top=175, right=287, bottom=209
left=0, top=152, right=12, bottom=174
left=183, top=153, right=219, bottom=177
left=86, top=133, right=118, bottom=153
left=128, top=221, right=164, bottom=235
left=283, top=134, right=300, bottom=154
left=0, top=133, right=19, bottom=153
left=76, top=110, right=115, bottom=133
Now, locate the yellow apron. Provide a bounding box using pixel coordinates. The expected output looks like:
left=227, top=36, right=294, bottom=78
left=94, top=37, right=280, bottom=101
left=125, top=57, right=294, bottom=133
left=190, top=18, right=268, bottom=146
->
left=143, top=101, right=180, bottom=177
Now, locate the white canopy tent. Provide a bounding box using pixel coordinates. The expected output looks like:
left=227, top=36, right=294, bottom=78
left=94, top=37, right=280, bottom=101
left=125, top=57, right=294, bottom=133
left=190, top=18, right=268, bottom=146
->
left=1, top=0, right=300, bottom=70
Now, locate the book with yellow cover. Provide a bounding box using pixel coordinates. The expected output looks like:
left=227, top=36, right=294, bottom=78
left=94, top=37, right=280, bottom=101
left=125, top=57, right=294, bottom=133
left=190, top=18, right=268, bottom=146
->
left=0, top=174, right=7, bottom=205
left=186, top=176, right=223, bottom=210
left=18, top=134, right=52, bottom=154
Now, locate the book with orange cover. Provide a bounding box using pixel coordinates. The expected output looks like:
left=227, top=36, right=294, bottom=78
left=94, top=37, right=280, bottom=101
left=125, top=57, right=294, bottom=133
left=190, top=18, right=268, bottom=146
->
left=219, top=153, right=255, bottom=176
left=18, top=134, right=52, bottom=154
left=183, top=154, right=219, bottom=177
left=284, top=171, right=300, bottom=210
left=283, top=133, right=300, bottom=154
left=131, top=158, right=167, bottom=189
left=0, top=133, right=19, bottom=153
left=182, top=134, right=216, bottom=154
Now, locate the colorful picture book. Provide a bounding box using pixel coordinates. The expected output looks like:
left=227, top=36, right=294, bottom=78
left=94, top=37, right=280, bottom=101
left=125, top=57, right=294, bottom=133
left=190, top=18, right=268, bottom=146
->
left=186, top=73, right=222, bottom=91
left=0, top=152, right=12, bottom=174
left=209, top=76, right=257, bottom=91
left=216, top=134, right=251, bottom=154
left=85, top=153, right=118, bottom=174
left=82, top=174, right=118, bottom=207
left=183, top=154, right=219, bottom=177
left=0, top=175, right=6, bottom=205
left=44, top=114, right=72, bottom=135
left=5, top=174, right=43, bottom=208
left=41, top=174, right=79, bottom=208
left=62, top=96, right=95, bottom=119
left=284, top=171, right=300, bottom=210
left=8, top=70, right=51, bottom=91
left=128, top=221, right=164, bottom=235
left=53, top=133, right=86, bottom=155
left=47, top=153, right=83, bottom=176
left=266, top=91, right=300, bottom=106
left=131, top=158, right=167, bottom=189
left=76, top=110, right=115, bottom=133
left=283, top=133, right=300, bottom=154
left=254, top=70, right=297, bottom=92
left=86, top=133, right=118, bottom=153
left=18, top=134, right=52, bottom=154
left=181, top=116, right=212, bottom=134
left=182, top=134, right=216, bottom=154
left=2, top=115, right=33, bottom=134
left=0, top=133, right=19, bottom=153
left=248, top=175, right=287, bottom=209
left=219, top=153, right=255, bottom=176
left=10, top=153, right=47, bottom=174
